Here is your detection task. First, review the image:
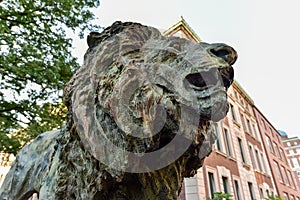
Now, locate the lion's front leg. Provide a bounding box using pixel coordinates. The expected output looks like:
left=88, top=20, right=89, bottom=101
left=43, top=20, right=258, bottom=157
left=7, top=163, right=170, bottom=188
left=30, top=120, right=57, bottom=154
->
left=0, top=130, right=62, bottom=200
left=0, top=155, right=37, bottom=200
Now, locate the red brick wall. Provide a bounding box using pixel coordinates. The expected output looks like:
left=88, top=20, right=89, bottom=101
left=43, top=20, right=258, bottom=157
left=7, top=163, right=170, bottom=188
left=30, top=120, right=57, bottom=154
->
left=254, top=108, right=300, bottom=198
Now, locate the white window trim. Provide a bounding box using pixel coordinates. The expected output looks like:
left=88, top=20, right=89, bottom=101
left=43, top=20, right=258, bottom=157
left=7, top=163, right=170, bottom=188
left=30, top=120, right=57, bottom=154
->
left=206, top=166, right=219, bottom=198
left=232, top=176, right=244, bottom=200
left=223, top=125, right=235, bottom=158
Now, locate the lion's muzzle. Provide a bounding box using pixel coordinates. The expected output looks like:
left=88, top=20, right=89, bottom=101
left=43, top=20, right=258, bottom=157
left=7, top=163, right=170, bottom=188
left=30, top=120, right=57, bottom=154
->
left=184, top=43, right=237, bottom=122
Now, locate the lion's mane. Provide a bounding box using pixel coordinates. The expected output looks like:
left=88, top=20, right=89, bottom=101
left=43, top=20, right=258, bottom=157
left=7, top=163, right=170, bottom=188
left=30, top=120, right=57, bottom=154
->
left=61, top=21, right=216, bottom=199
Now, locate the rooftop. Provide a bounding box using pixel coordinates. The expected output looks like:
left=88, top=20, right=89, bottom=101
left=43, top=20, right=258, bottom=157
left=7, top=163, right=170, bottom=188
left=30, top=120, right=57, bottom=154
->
left=278, top=130, right=288, bottom=137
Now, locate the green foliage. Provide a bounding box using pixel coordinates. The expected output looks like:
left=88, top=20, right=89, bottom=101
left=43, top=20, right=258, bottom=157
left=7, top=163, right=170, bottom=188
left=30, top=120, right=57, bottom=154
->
left=265, top=194, right=283, bottom=200
left=0, top=0, right=100, bottom=154
left=208, top=192, right=233, bottom=200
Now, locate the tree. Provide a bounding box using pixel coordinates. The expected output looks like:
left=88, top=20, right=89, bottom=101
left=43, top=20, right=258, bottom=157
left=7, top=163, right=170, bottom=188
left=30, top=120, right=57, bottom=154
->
left=211, top=192, right=233, bottom=200
left=0, top=0, right=100, bottom=155
left=265, top=194, right=283, bottom=200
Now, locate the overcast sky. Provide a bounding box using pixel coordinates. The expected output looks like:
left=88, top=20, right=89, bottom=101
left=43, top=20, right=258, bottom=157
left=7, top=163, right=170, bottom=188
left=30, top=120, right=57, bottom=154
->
left=72, top=0, right=300, bottom=138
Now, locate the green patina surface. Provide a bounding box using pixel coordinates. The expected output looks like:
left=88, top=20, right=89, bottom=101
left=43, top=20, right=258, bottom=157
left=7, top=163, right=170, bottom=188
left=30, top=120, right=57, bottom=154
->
left=0, top=21, right=237, bottom=200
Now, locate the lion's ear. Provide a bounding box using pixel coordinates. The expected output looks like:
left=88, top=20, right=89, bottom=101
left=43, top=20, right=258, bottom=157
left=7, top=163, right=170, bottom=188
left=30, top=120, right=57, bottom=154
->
left=87, top=32, right=102, bottom=48
left=86, top=21, right=126, bottom=49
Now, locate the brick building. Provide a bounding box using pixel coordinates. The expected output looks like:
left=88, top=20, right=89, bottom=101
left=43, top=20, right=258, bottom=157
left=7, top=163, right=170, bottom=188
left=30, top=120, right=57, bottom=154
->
left=181, top=81, right=277, bottom=200
left=253, top=108, right=300, bottom=199
left=231, top=83, right=275, bottom=199
left=162, top=17, right=300, bottom=200
left=280, top=132, right=300, bottom=192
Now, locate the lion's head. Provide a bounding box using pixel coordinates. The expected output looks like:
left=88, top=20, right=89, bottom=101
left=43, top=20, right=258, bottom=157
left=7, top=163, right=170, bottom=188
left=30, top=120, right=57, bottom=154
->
left=64, top=21, right=237, bottom=174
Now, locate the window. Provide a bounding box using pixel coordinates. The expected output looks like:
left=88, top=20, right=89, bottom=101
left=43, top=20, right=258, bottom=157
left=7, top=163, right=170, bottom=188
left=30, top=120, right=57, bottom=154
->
left=238, top=138, right=246, bottom=163
left=214, top=123, right=223, bottom=152
left=249, top=145, right=257, bottom=169
left=287, top=142, right=291, bottom=146
left=292, top=158, right=299, bottom=168
left=287, top=170, right=295, bottom=188
left=224, top=128, right=233, bottom=156
left=246, top=119, right=253, bottom=135
left=289, top=150, right=294, bottom=155
left=280, top=148, right=287, bottom=163
left=262, top=120, right=266, bottom=129
left=274, top=161, right=283, bottom=182
left=255, top=149, right=263, bottom=171
left=291, top=195, right=295, bottom=200
left=252, top=124, right=258, bottom=139
left=208, top=172, right=216, bottom=198
left=283, top=193, right=290, bottom=200
left=288, top=159, right=293, bottom=168
left=259, top=187, right=264, bottom=199
left=234, top=91, right=238, bottom=99
left=222, top=176, right=230, bottom=194
left=275, top=135, right=278, bottom=142
left=234, top=180, right=242, bottom=200
left=230, top=104, right=237, bottom=121
left=266, top=136, right=274, bottom=153
left=281, top=166, right=289, bottom=185
left=248, top=182, right=255, bottom=200
left=240, top=113, right=246, bottom=130
left=269, top=127, right=274, bottom=137
left=260, top=153, right=267, bottom=174
left=273, top=142, right=280, bottom=158
left=246, top=103, right=250, bottom=111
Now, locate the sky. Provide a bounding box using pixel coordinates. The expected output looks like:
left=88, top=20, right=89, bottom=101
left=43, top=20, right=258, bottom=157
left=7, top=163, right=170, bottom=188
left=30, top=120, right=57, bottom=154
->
left=72, top=0, right=300, bottom=138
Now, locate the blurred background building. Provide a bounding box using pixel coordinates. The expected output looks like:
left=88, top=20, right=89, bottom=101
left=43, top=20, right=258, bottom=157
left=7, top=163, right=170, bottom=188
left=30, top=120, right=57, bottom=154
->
left=166, top=17, right=300, bottom=200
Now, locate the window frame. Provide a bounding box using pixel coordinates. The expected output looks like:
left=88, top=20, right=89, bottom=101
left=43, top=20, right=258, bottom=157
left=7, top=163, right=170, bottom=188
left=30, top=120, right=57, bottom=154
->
left=222, top=176, right=230, bottom=194
left=260, top=152, right=267, bottom=174
left=214, top=122, right=224, bottom=153
left=266, top=136, right=274, bottom=153
left=255, top=149, right=263, bottom=172
left=206, top=168, right=218, bottom=199
left=230, top=103, right=237, bottom=121
left=274, top=161, right=283, bottom=183
left=281, top=165, right=289, bottom=186
left=248, top=182, right=255, bottom=200
left=238, top=137, right=246, bottom=163
left=246, top=118, right=253, bottom=135
left=287, top=170, right=295, bottom=188
left=223, top=128, right=233, bottom=157
left=233, top=179, right=243, bottom=200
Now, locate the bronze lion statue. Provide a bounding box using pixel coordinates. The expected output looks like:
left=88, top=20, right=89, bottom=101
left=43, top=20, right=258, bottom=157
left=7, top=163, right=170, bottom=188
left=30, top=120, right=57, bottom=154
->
left=0, top=21, right=237, bottom=200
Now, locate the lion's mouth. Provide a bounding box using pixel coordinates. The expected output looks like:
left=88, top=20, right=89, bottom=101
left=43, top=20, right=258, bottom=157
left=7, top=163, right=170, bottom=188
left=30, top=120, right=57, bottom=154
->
left=184, top=66, right=233, bottom=122
left=185, top=66, right=233, bottom=92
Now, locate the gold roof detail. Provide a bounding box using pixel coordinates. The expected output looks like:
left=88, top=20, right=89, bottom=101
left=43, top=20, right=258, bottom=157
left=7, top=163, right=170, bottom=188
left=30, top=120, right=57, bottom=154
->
left=163, top=16, right=201, bottom=43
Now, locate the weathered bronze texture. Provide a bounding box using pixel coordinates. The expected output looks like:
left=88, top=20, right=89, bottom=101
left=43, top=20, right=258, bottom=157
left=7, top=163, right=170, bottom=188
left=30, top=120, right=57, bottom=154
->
left=0, top=21, right=237, bottom=200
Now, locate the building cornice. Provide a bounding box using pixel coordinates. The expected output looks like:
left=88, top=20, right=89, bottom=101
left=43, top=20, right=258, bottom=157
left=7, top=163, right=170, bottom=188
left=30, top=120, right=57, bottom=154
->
left=163, top=16, right=201, bottom=43
left=232, top=80, right=254, bottom=105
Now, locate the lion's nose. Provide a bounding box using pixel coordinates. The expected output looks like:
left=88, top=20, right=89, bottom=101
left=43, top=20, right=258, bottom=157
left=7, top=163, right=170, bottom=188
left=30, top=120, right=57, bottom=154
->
left=208, top=44, right=237, bottom=65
